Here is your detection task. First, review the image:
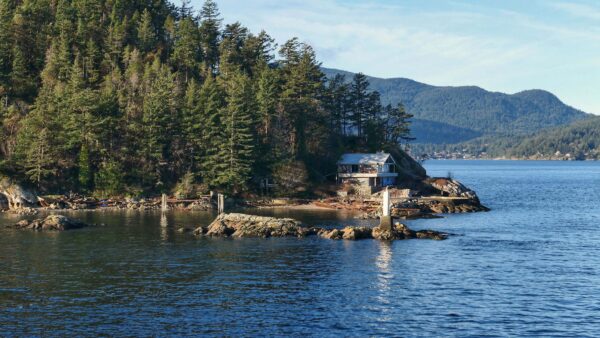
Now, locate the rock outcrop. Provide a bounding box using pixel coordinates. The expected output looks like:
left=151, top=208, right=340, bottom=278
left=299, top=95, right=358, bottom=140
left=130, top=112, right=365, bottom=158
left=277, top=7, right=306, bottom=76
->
left=9, top=215, right=89, bottom=231
left=194, top=213, right=448, bottom=241
left=0, top=178, right=39, bottom=211
left=372, top=223, right=448, bottom=241
left=427, top=178, right=478, bottom=199
left=195, top=213, right=309, bottom=238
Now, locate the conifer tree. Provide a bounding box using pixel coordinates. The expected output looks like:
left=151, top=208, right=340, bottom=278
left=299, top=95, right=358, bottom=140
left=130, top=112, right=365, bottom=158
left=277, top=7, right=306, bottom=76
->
left=0, top=0, right=13, bottom=94
left=78, top=142, right=92, bottom=191
left=137, top=9, right=156, bottom=53
left=182, top=79, right=203, bottom=171
left=219, top=71, right=258, bottom=193
left=171, top=16, right=202, bottom=83
left=141, top=61, right=177, bottom=190
left=198, top=75, right=225, bottom=187
left=199, top=0, right=221, bottom=75
left=385, top=103, right=414, bottom=145
left=350, top=73, right=370, bottom=138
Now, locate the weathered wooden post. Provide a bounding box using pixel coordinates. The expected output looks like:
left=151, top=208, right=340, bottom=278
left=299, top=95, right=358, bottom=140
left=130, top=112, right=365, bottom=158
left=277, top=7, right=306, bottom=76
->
left=218, top=194, right=225, bottom=214
left=161, top=193, right=168, bottom=212
left=379, top=187, right=393, bottom=231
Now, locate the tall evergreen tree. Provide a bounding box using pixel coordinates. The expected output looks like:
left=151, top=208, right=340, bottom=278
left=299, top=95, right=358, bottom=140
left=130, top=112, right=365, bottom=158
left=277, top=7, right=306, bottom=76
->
left=198, top=75, right=225, bottom=187
left=0, top=0, right=13, bottom=95
left=349, top=73, right=370, bottom=138
left=199, top=0, right=221, bottom=75
left=171, top=16, right=202, bottom=82
left=218, top=71, right=257, bottom=193
left=137, top=9, right=156, bottom=53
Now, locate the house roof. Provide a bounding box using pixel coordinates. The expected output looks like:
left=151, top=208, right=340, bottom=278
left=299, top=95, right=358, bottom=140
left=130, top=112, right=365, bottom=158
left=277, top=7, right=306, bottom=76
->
left=338, top=153, right=395, bottom=165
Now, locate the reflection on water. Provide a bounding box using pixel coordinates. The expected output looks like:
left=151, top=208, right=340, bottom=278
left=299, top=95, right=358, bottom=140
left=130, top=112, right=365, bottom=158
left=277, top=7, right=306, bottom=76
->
left=160, top=213, right=169, bottom=241
left=2, top=160, right=600, bottom=336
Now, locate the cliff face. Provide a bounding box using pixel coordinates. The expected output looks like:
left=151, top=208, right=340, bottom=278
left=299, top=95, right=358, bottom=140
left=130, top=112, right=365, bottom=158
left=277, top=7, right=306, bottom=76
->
left=0, top=177, right=38, bottom=211
left=386, top=147, right=427, bottom=180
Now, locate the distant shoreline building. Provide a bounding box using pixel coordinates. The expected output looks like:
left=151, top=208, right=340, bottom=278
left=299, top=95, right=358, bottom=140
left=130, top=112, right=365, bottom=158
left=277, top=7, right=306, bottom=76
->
left=337, top=153, right=398, bottom=195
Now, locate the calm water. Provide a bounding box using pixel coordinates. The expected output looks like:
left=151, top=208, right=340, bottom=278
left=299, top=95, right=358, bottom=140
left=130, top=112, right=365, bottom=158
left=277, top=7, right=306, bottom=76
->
left=2, top=160, right=600, bottom=337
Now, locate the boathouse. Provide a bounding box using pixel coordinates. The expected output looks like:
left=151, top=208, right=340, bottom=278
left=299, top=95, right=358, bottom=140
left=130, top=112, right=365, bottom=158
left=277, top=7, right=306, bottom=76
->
left=337, top=153, right=399, bottom=195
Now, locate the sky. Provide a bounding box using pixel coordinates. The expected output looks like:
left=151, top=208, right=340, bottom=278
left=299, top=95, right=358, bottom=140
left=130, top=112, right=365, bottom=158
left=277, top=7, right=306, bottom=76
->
left=191, top=0, right=600, bottom=114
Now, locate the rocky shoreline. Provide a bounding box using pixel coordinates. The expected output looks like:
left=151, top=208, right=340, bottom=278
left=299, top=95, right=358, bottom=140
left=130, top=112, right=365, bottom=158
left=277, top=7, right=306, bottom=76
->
left=192, top=213, right=449, bottom=241
left=7, top=212, right=449, bottom=242
left=0, top=175, right=489, bottom=221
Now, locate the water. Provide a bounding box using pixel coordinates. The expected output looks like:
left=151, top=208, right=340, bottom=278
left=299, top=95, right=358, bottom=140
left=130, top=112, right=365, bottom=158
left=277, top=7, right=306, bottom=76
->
left=2, top=160, right=600, bottom=337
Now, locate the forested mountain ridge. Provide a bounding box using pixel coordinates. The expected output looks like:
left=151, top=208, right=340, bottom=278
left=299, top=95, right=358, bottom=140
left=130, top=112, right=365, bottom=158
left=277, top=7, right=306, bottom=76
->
left=431, top=117, right=600, bottom=160
left=322, top=68, right=590, bottom=144
left=0, top=0, right=413, bottom=196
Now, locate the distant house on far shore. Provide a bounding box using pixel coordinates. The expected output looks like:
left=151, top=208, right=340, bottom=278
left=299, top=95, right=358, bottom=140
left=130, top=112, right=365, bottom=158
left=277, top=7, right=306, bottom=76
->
left=337, top=152, right=398, bottom=195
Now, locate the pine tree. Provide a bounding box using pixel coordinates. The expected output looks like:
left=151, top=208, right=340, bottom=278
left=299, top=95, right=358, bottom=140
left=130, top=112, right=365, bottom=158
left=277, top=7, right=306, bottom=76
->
left=279, top=39, right=326, bottom=160
left=0, top=0, right=13, bottom=94
left=199, top=0, right=221, bottom=75
left=171, top=16, right=202, bottom=82
left=14, top=87, right=64, bottom=190
left=137, top=9, right=156, bottom=53
left=141, top=61, right=177, bottom=190
left=256, top=66, right=280, bottom=142
left=181, top=79, right=203, bottom=171
left=326, top=74, right=351, bottom=136
left=78, top=142, right=92, bottom=191
left=219, top=22, right=248, bottom=77
left=349, top=73, right=370, bottom=138
left=218, top=71, right=257, bottom=193
left=198, top=75, right=225, bottom=187
left=385, top=103, right=414, bottom=145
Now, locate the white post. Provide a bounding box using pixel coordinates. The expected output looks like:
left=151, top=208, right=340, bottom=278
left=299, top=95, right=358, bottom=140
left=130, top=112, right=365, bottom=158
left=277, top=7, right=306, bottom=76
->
left=218, top=194, right=225, bottom=214
left=382, top=187, right=390, bottom=217
left=161, top=193, right=168, bottom=212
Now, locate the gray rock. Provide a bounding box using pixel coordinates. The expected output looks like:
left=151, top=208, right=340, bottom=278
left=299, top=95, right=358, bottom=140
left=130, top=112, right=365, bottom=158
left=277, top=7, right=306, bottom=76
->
left=195, top=213, right=449, bottom=241
left=0, top=177, right=38, bottom=210
left=9, top=215, right=89, bottom=231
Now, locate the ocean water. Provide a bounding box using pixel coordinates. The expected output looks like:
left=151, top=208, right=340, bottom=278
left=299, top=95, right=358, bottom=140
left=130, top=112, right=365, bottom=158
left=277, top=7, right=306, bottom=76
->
left=1, top=160, right=600, bottom=337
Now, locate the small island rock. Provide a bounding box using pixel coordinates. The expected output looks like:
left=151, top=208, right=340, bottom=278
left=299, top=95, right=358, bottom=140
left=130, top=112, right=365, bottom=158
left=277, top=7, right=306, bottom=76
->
left=9, top=215, right=89, bottom=231
left=195, top=213, right=449, bottom=241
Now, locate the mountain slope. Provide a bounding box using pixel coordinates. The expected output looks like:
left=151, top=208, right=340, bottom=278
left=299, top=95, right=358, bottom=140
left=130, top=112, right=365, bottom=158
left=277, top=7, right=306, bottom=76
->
left=322, top=67, right=590, bottom=144
left=494, top=117, right=600, bottom=159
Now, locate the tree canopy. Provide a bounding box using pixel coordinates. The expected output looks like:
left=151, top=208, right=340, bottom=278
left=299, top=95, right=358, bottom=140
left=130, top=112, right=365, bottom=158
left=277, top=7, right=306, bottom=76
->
left=0, top=0, right=413, bottom=196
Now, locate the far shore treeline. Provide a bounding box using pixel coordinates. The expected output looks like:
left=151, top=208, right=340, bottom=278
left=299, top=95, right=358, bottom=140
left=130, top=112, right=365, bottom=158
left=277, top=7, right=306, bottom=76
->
left=0, top=0, right=412, bottom=197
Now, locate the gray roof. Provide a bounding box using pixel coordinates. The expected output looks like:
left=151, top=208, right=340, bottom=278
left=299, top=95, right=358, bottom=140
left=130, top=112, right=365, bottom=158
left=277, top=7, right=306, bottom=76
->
left=338, top=153, right=395, bottom=165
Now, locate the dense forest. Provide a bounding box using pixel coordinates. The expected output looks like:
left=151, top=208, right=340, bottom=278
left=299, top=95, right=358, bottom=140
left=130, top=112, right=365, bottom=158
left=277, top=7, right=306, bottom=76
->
left=0, top=0, right=412, bottom=197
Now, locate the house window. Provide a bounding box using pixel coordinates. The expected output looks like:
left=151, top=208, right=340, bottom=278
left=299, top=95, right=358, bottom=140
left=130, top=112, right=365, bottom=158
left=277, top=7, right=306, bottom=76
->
left=351, top=165, right=359, bottom=173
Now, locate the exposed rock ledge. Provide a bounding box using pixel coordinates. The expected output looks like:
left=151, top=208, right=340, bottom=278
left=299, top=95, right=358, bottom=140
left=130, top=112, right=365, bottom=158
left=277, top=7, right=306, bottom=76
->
left=8, top=215, right=89, bottom=231
left=194, top=213, right=448, bottom=241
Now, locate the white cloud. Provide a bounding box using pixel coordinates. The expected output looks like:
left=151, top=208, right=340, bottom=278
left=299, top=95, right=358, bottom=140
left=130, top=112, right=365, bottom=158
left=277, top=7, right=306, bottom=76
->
left=550, top=1, right=600, bottom=21
left=200, top=0, right=600, bottom=114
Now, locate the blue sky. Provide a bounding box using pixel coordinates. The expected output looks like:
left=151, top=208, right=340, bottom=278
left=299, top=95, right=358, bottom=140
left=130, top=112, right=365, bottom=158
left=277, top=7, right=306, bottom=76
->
left=191, top=0, right=600, bottom=114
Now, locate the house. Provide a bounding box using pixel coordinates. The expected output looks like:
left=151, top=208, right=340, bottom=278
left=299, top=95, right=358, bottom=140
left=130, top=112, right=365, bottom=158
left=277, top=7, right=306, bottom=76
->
left=337, top=153, right=399, bottom=195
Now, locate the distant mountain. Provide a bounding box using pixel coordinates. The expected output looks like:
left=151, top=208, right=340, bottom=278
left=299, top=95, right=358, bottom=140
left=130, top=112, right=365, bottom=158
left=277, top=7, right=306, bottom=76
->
left=322, top=67, right=591, bottom=144
left=489, top=117, right=600, bottom=159
left=413, top=116, right=600, bottom=160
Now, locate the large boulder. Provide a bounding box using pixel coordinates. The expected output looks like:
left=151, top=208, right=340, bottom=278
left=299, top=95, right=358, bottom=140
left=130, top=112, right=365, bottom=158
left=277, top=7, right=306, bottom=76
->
left=427, top=178, right=478, bottom=199
left=9, top=215, right=89, bottom=231
left=0, top=177, right=38, bottom=210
